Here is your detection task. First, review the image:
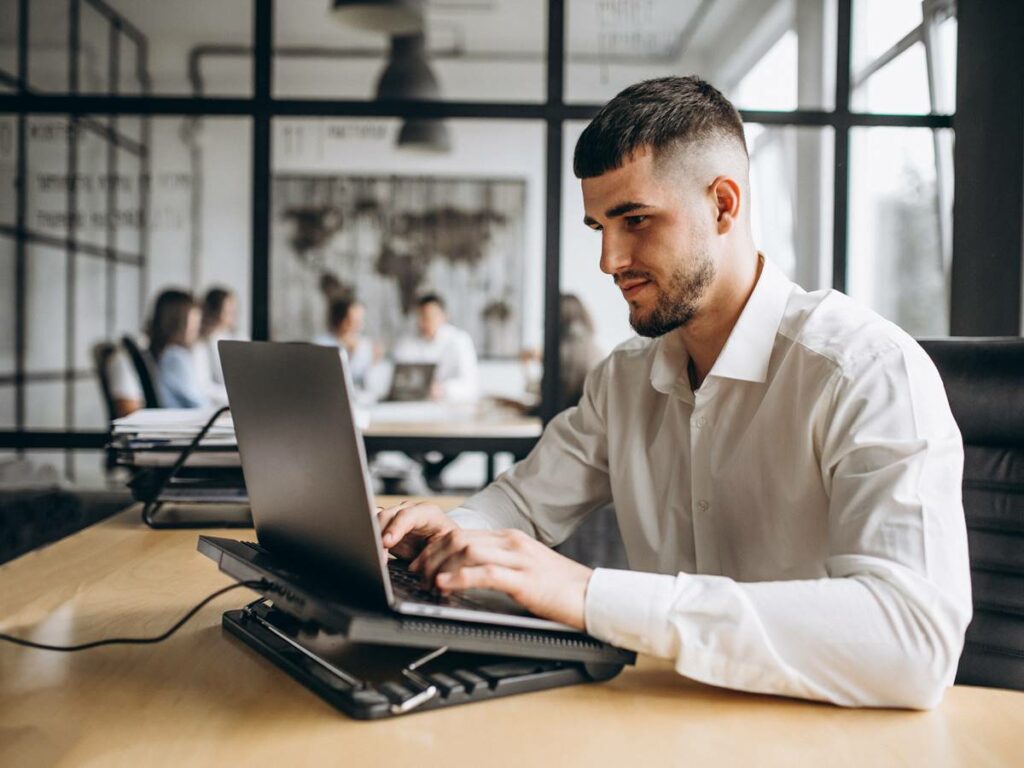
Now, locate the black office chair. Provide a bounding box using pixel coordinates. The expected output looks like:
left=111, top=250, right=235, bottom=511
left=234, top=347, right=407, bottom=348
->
left=92, top=341, right=119, bottom=424
left=121, top=335, right=161, bottom=408
left=920, top=338, right=1024, bottom=691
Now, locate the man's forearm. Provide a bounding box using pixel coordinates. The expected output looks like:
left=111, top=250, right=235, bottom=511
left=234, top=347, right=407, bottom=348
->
left=584, top=559, right=971, bottom=709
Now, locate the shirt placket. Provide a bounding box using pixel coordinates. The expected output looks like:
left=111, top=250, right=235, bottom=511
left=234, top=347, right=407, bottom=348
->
left=689, top=381, right=717, bottom=574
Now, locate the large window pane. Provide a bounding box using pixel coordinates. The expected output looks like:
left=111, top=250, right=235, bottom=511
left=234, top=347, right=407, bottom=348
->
left=746, top=124, right=834, bottom=290
left=0, top=385, right=13, bottom=428
left=847, top=127, right=953, bottom=336
left=851, top=0, right=957, bottom=114
left=274, top=0, right=546, bottom=103
left=0, top=0, right=18, bottom=90
left=25, top=380, right=64, bottom=429
left=26, top=242, right=67, bottom=373
left=146, top=116, right=252, bottom=338
left=0, top=115, right=14, bottom=227
left=0, top=236, right=12, bottom=375
left=271, top=117, right=545, bottom=400
left=566, top=0, right=835, bottom=110
left=21, top=0, right=252, bottom=96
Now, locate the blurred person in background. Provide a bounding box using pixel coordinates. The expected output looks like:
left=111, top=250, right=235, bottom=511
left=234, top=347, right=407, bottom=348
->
left=392, top=293, right=480, bottom=403
left=193, top=286, right=237, bottom=406
left=149, top=289, right=208, bottom=409
left=516, top=293, right=604, bottom=415
left=315, top=296, right=380, bottom=392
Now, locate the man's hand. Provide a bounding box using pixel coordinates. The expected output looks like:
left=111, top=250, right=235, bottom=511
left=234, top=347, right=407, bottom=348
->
left=409, top=528, right=594, bottom=631
left=377, top=500, right=459, bottom=560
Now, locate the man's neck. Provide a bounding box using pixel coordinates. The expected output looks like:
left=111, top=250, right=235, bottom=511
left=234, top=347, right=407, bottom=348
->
left=677, top=250, right=763, bottom=388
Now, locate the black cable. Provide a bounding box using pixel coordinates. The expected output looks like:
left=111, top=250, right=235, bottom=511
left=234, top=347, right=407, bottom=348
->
left=144, top=404, right=232, bottom=499
left=0, top=579, right=267, bottom=652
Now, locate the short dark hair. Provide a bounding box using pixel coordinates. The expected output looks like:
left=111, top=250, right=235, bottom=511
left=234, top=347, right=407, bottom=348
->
left=417, top=293, right=445, bottom=311
left=573, top=76, right=747, bottom=179
left=328, top=297, right=358, bottom=331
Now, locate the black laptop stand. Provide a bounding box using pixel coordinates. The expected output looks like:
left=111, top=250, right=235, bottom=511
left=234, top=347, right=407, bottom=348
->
left=200, top=536, right=635, bottom=719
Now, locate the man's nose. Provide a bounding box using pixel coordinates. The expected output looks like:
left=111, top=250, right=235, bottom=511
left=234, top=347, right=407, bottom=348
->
left=599, top=232, right=631, bottom=275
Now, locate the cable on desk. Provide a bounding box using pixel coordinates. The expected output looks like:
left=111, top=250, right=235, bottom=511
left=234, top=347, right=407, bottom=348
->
left=0, top=580, right=268, bottom=652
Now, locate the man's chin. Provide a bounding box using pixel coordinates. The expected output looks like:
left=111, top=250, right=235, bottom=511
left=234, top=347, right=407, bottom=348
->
left=629, top=308, right=689, bottom=338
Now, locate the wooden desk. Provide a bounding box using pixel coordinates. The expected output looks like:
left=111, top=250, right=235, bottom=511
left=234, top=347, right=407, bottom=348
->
left=2, top=503, right=1023, bottom=768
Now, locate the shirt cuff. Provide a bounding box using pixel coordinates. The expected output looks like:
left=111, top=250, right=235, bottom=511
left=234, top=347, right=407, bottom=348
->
left=584, top=567, right=680, bottom=654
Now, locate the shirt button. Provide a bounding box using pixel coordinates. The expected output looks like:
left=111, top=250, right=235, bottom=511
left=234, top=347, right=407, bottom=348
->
left=696, top=417, right=707, bottom=429
left=697, top=500, right=709, bottom=512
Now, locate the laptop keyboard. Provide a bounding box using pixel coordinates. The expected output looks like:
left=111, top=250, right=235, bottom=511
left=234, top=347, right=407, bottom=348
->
left=388, top=561, right=489, bottom=611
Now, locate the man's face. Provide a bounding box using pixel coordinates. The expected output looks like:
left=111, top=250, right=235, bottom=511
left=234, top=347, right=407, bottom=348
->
left=418, top=302, right=445, bottom=339
left=581, top=147, right=716, bottom=337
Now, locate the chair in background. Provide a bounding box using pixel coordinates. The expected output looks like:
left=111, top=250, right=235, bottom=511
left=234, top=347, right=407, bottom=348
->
left=92, top=341, right=121, bottom=474
left=920, top=338, right=1024, bottom=692
left=121, top=335, right=161, bottom=408
left=92, top=341, right=118, bottom=424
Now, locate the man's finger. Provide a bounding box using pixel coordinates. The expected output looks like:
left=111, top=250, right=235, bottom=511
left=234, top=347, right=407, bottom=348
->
left=381, top=503, right=449, bottom=549
left=413, top=530, right=515, bottom=583
left=436, top=564, right=522, bottom=598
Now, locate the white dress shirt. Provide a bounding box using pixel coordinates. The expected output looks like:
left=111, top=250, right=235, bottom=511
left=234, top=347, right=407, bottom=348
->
left=448, top=256, right=972, bottom=709
left=192, top=334, right=229, bottom=407
left=392, top=323, right=480, bottom=402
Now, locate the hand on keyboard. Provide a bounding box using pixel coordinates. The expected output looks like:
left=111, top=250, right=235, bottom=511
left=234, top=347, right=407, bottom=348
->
left=377, top=500, right=459, bottom=560
left=409, top=528, right=593, bottom=631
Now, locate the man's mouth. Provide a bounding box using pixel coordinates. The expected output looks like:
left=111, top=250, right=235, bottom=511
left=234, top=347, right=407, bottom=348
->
left=618, top=278, right=652, bottom=299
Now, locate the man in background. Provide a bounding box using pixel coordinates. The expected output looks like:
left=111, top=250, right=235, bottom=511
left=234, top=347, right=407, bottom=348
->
left=392, top=294, right=480, bottom=403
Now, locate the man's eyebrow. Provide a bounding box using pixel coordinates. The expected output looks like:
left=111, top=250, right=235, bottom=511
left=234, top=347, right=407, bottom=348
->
left=583, top=201, right=653, bottom=227
left=605, top=201, right=651, bottom=218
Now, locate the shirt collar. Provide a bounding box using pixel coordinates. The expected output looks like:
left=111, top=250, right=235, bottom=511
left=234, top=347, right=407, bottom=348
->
left=649, top=255, right=795, bottom=393
left=709, top=256, right=794, bottom=384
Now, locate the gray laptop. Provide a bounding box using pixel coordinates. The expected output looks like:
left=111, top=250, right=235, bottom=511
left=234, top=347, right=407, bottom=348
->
left=386, top=362, right=436, bottom=401
left=219, top=340, right=572, bottom=632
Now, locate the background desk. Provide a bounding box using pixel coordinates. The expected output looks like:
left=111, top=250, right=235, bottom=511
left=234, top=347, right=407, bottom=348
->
left=363, top=402, right=542, bottom=483
left=2, top=500, right=1022, bottom=768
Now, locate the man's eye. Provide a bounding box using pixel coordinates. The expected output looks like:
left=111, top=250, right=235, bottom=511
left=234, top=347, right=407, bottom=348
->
left=626, top=215, right=648, bottom=226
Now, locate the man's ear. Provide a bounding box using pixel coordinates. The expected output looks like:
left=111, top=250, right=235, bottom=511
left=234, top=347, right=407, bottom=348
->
left=710, top=176, right=742, bottom=234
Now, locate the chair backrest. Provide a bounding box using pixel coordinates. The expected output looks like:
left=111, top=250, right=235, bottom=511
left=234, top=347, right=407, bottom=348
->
left=919, top=337, right=1024, bottom=691
left=91, top=341, right=119, bottom=425
left=121, top=335, right=162, bottom=408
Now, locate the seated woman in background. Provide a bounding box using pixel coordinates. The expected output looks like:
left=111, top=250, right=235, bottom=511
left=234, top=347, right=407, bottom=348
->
left=515, top=293, right=604, bottom=414
left=193, top=286, right=237, bottom=406
left=315, top=296, right=378, bottom=391
left=148, top=289, right=209, bottom=409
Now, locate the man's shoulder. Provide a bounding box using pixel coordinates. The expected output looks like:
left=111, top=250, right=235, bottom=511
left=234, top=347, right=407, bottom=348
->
left=589, top=336, right=660, bottom=382
left=779, top=288, right=923, bottom=377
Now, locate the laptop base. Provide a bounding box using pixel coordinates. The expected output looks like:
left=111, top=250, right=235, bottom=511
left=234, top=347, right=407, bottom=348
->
left=224, top=599, right=624, bottom=720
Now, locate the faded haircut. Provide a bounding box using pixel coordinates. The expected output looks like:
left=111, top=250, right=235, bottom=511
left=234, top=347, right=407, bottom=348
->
left=573, top=75, right=747, bottom=179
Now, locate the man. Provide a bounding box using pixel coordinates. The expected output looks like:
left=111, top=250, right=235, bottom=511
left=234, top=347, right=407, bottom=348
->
left=378, top=77, right=972, bottom=709
left=392, top=293, right=480, bottom=403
